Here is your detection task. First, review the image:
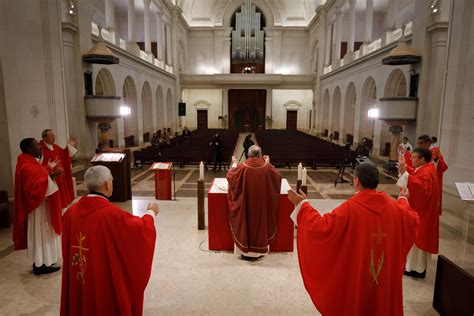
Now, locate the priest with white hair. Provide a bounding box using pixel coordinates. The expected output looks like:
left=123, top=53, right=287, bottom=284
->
left=61, top=165, right=159, bottom=315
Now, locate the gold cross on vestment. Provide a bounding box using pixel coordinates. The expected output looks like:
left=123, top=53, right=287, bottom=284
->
left=371, top=224, right=387, bottom=245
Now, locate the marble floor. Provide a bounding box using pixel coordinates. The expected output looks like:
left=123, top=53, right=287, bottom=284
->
left=0, top=192, right=472, bottom=315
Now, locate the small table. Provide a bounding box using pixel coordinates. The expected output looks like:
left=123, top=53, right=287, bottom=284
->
left=208, top=178, right=294, bottom=252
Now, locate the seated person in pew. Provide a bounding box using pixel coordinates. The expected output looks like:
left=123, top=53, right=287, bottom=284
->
left=287, top=163, right=419, bottom=315
left=226, top=145, right=282, bottom=259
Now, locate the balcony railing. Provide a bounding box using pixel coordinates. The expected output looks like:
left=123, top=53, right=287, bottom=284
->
left=323, top=21, right=413, bottom=75
left=91, top=22, right=173, bottom=74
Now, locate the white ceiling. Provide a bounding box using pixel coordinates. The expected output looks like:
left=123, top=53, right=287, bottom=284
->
left=92, top=0, right=414, bottom=27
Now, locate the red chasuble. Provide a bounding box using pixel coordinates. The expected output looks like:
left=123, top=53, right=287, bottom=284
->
left=39, top=140, right=75, bottom=208
left=430, top=147, right=448, bottom=215
left=60, top=196, right=156, bottom=316
left=296, top=190, right=419, bottom=316
left=13, top=153, right=62, bottom=250
left=406, top=163, right=440, bottom=254
left=226, top=157, right=282, bottom=253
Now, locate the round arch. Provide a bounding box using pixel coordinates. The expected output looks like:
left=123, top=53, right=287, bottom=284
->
left=141, top=81, right=153, bottom=135
left=343, top=82, right=356, bottom=142
left=220, top=0, right=277, bottom=27
left=122, top=76, right=138, bottom=146
left=384, top=69, right=407, bottom=97
left=360, top=77, right=377, bottom=141
left=322, top=89, right=330, bottom=133
left=155, top=85, right=164, bottom=129
left=331, top=87, right=341, bottom=136
left=95, top=68, right=116, bottom=96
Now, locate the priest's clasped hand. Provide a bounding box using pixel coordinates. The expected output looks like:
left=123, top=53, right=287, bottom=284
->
left=287, top=188, right=307, bottom=205
left=398, top=187, right=410, bottom=199
left=263, top=155, right=270, bottom=164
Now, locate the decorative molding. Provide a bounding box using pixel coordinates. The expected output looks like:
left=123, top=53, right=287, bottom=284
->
left=193, top=100, right=211, bottom=109
left=283, top=100, right=302, bottom=110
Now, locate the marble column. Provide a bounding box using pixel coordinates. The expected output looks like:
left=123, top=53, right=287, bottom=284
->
left=348, top=0, right=356, bottom=53
left=325, top=22, right=332, bottom=66
left=333, top=10, right=343, bottom=63
left=165, top=22, right=172, bottom=66
left=385, top=0, right=397, bottom=31
left=105, top=0, right=115, bottom=31
left=155, top=9, right=164, bottom=62
left=126, top=0, right=139, bottom=54
left=143, top=0, right=151, bottom=54
left=364, top=0, right=373, bottom=43
left=222, top=28, right=232, bottom=73
left=127, top=0, right=135, bottom=42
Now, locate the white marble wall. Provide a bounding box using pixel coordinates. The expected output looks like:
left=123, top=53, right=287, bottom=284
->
left=0, top=0, right=68, bottom=190
left=438, top=0, right=474, bottom=211
left=271, top=90, right=313, bottom=129
left=181, top=89, right=223, bottom=129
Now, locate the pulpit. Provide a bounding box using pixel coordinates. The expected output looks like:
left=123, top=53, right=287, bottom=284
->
left=91, top=148, right=132, bottom=202
left=208, top=178, right=294, bottom=252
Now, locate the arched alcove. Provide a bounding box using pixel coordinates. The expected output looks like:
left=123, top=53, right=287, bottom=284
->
left=331, top=87, right=341, bottom=136
left=122, top=76, right=138, bottom=146
left=360, top=77, right=377, bottom=141
left=166, top=88, right=174, bottom=131
left=95, top=68, right=116, bottom=96
left=384, top=69, right=407, bottom=97
left=343, top=82, right=356, bottom=142
left=95, top=68, right=118, bottom=146
left=156, top=85, right=164, bottom=129
left=322, top=89, right=330, bottom=133
left=141, top=81, right=153, bottom=135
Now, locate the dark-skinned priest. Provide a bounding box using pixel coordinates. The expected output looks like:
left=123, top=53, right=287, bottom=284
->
left=227, top=145, right=282, bottom=259
left=13, top=138, right=63, bottom=275
left=287, top=163, right=419, bottom=315
left=60, top=166, right=159, bottom=315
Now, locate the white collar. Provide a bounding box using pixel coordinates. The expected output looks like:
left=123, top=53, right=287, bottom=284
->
left=87, top=193, right=108, bottom=200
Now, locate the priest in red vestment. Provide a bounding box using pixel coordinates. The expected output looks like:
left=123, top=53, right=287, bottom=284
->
left=13, top=138, right=63, bottom=275
left=397, top=147, right=439, bottom=279
left=61, top=166, right=158, bottom=316
left=226, top=145, right=282, bottom=258
left=39, top=129, right=77, bottom=208
left=288, top=163, right=419, bottom=315
left=417, top=134, right=448, bottom=215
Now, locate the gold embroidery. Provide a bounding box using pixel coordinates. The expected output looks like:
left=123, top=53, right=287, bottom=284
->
left=369, top=225, right=387, bottom=286
left=371, top=224, right=387, bottom=244
left=370, top=249, right=384, bottom=286
left=72, top=232, right=89, bottom=285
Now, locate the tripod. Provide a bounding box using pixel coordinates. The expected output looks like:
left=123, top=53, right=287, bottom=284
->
left=334, top=159, right=350, bottom=187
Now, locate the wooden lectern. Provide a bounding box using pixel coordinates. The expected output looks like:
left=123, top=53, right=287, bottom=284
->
left=91, top=148, right=132, bottom=202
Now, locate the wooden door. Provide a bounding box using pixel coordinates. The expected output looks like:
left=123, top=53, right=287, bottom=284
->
left=197, top=110, right=208, bottom=130
left=228, top=89, right=266, bottom=132
left=286, top=111, right=297, bottom=130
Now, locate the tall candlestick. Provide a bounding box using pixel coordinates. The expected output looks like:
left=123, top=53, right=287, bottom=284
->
left=297, top=163, right=303, bottom=180
left=199, top=161, right=204, bottom=180
left=302, top=168, right=307, bottom=185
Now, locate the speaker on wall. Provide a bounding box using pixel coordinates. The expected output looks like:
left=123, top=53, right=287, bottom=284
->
left=178, top=102, right=186, bottom=116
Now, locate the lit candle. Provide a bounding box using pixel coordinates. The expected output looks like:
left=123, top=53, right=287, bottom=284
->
left=302, top=168, right=307, bottom=185
left=297, top=163, right=302, bottom=180
left=199, top=161, right=204, bottom=180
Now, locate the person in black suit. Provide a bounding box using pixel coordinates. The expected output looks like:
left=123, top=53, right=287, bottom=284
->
left=209, top=133, right=223, bottom=172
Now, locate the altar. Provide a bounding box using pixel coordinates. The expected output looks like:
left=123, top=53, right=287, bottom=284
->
left=208, top=178, right=294, bottom=252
